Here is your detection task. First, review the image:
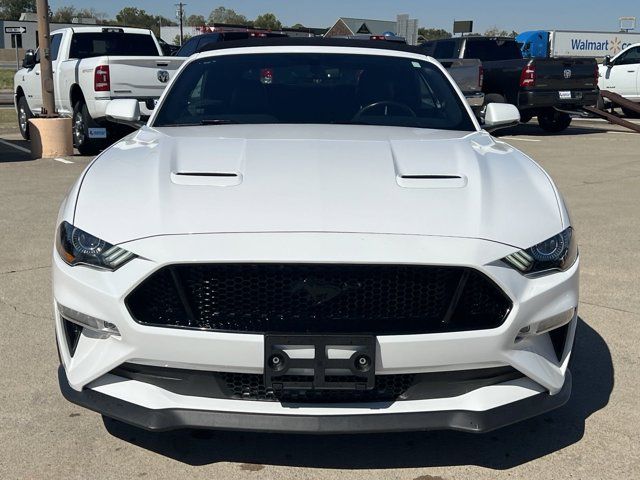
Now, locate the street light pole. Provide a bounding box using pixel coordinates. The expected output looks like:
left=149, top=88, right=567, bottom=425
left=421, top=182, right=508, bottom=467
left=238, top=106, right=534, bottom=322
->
left=35, top=0, right=55, bottom=117
left=176, top=2, right=186, bottom=45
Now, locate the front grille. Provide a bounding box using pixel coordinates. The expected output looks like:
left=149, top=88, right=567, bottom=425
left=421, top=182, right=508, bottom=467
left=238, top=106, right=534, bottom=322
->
left=221, top=372, right=415, bottom=403
left=126, top=264, right=511, bottom=334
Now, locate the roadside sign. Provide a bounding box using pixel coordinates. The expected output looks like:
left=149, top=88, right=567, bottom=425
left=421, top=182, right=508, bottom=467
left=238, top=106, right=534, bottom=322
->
left=5, top=26, right=27, bottom=34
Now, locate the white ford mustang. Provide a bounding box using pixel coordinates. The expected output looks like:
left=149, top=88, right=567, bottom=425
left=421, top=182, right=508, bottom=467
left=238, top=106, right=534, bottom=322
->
left=54, top=39, right=578, bottom=433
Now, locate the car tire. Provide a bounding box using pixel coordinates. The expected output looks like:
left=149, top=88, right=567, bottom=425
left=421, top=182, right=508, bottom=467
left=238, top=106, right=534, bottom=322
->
left=537, top=110, right=572, bottom=133
left=73, top=101, right=104, bottom=155
left=621, top=106, right=640, bottom=118
left=17, top=96, right=33, bottom=140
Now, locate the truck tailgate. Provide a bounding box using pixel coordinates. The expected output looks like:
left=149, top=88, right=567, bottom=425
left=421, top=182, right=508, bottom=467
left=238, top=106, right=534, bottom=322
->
left=438, top=58, right=482, bottom=93
left=104, top=56, right=185, bottom=98
left=530, top=58, right=597, bottom=90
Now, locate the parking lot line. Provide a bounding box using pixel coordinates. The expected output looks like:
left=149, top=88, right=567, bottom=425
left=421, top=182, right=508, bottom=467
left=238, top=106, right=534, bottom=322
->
left=54, top=158, right=74, bottom=164
left=0, top=138, right=30, bottom=153
left=607, top=131, right=640, bottom=136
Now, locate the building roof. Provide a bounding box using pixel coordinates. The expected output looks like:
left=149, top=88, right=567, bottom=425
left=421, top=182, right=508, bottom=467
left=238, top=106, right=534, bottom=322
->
left=338, top=17, right=398, bottom=36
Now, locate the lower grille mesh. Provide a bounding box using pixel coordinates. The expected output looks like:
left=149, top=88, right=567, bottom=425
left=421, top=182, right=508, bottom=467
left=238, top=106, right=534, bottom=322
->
left=221, top=372, right=415, bottom=402
left=126, top=264, right=511, bottom=334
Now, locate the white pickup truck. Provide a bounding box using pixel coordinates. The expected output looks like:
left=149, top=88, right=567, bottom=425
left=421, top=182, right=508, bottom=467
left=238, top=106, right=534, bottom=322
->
left=14, top=26, right=185, bottom=153
left=599, top=43, right=640, bottom=117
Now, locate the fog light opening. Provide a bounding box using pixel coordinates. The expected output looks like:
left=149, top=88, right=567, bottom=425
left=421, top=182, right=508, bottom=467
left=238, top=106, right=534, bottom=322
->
left=516, top=308, right=576, bottom=342
left=58, top=304, right=120, bottom=337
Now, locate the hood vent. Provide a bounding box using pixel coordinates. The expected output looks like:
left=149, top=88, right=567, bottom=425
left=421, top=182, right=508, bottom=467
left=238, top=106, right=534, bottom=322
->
left=396, top=174, right=467, bottom=189
left=171, top=171, right=242, bottom=187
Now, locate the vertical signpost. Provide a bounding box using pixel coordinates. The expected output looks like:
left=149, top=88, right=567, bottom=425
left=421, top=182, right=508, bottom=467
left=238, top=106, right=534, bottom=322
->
left=4, top=26, right=27, bottom=70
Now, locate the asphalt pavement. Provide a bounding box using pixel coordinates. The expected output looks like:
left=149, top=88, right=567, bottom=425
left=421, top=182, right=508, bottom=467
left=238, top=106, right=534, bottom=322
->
left=0, top=122, right=638, bottom=479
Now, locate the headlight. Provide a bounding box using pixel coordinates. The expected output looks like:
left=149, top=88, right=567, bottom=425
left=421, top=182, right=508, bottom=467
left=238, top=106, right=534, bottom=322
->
left=56, top=221, right=136, bottom=271
left=503, top=227, right=577, bottom=276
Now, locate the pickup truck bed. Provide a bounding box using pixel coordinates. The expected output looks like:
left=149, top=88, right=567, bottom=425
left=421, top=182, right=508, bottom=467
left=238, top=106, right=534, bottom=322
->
left=14, top=26, right=185, bottom=154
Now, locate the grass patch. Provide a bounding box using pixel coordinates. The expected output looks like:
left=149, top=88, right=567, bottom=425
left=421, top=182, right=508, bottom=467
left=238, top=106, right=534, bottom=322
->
left=0, top=68, right=16, bottom=90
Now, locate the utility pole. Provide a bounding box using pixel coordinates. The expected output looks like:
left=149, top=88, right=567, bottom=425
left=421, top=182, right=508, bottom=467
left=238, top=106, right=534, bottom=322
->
left=176, top=2, right=186, bottom=45
left=36, top=0, right=55, bottom=116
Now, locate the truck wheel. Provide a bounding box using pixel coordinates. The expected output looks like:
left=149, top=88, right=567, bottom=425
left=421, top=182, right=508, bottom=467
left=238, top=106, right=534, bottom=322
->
left=621, top=107, right=640, bottom=119
left=17, top=96, right=33, bottom=140
left=73, top=101, right=104, bottom=155
left=537, top=111, right=572, bottom=133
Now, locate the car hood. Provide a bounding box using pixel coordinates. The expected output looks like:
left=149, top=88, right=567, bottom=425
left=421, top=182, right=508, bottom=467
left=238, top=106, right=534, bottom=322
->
left=74, top=124, right=563, bottom=248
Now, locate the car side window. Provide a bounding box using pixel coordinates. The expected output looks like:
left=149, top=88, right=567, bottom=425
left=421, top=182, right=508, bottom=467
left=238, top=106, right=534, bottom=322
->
left=177, top=37, right=199, bottom=57
left=50, top=34, right=62, bottom=61
left=615, top=47, right=640, bottom=66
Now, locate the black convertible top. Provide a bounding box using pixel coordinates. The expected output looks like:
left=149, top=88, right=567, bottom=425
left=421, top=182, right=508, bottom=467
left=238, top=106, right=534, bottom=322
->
left=197, top=36, right=424, bottom=55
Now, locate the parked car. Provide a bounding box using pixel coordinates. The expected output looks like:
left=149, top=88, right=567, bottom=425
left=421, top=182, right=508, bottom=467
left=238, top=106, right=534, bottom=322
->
left=13, top=26, right=185, bottom=153
left=599, top=43, right=640, bottom=117
left=174, top=30, right=288, bottom=57
left=421, top=36, right=599, bottom=132
left=55, top=38, right=577, bottom=434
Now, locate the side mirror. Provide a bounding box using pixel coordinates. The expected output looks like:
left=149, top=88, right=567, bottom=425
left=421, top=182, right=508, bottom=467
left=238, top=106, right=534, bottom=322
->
left=22, top=50, right=36, bottom=69
left=482, top=103, right=520, bottom=132
left=603, top=55, right=612, bottom=67
left=105, top=99, right=141, bottom=125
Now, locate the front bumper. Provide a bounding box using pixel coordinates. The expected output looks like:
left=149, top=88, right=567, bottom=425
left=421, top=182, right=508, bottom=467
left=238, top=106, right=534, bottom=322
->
left=59, top=365, right=571, bottom=433
left=54, top=232, right=578, bottom=432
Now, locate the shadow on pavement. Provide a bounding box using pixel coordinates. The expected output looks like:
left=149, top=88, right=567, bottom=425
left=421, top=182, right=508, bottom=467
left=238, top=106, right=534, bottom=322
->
left=0, top=138, right=33, bottom=162
left=103, top=318, right=613, bottom=470
left=495, top=123, right=609, bottom=137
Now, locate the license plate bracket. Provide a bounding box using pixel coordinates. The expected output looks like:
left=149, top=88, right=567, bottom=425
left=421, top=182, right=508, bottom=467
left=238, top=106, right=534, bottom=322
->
left=264, top=335, right=376, bottom=391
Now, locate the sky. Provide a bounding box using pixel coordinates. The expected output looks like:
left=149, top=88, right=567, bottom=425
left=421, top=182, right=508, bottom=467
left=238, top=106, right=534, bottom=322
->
left=47, top=0, right=640, bottom=33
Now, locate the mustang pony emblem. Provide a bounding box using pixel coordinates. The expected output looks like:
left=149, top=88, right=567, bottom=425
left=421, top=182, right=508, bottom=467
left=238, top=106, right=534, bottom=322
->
left=291, top=278, right=361, bottom=306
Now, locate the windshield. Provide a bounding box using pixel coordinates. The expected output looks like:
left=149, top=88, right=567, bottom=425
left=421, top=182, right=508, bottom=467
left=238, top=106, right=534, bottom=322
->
left=464, top=40, right=522, bottom=61
left=153, top=53, right=475, bottom=131
left=69, top=32, right=159, bottom=59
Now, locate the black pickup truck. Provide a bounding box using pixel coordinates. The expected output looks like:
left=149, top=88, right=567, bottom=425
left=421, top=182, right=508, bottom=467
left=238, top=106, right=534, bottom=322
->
left=420, top=37, right=599, bottom=132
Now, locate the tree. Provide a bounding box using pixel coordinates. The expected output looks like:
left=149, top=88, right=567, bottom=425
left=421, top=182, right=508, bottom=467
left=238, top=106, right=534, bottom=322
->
left=174, top=33, right=192, bottom=46
left=115, top=8, right=175, bottom=36
left=208, top=6, right=248, bottom=25
left=0, top=0, right=35, bottom=20
left=417, top=28, right=452, bottom=41
left=254, top=12, right=281, bottom=30
left=484, top=27, right=517, bottom=38
left=291, top=23, right=305, bottom=30
left=186, top=14, right=206, bottom=26
left=51, top=6, right=106, bottom=23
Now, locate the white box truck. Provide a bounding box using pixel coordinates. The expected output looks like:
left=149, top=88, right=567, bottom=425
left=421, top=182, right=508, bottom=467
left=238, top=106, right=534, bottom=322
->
left=518, top=30, right=640, bottom=58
